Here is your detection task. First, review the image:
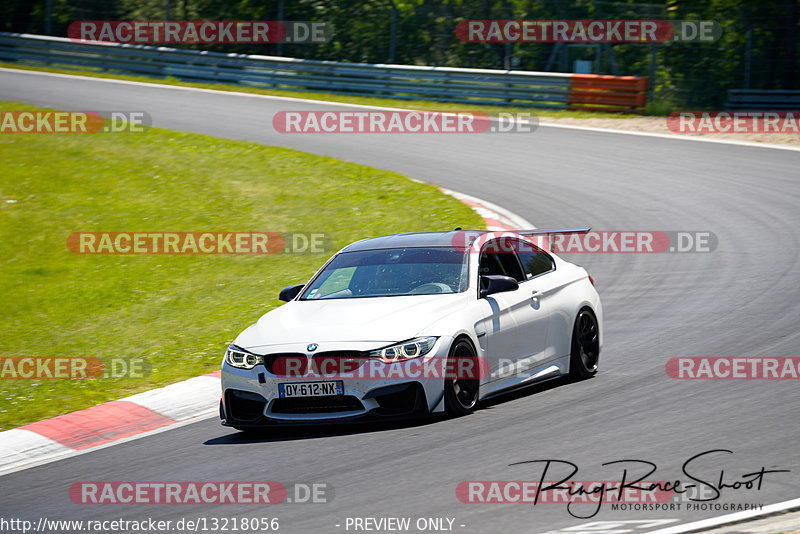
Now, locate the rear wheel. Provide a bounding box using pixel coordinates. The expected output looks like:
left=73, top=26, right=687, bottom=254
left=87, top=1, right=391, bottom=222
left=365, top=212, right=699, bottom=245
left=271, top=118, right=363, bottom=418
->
left=570, top=308, right=599, bottom=379
left=444, top=338, right=480, bottom=416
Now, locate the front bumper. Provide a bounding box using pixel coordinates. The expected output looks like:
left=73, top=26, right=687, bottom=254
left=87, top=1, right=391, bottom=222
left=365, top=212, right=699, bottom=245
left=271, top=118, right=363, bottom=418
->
left=220, top=382, right=430, bottom=427
left=220, top=338, right=452, bottom=426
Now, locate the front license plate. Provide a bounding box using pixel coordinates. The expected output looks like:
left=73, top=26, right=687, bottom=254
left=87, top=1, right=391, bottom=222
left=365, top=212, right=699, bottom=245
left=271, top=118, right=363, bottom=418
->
left=278, top=381, right=344, bottom=398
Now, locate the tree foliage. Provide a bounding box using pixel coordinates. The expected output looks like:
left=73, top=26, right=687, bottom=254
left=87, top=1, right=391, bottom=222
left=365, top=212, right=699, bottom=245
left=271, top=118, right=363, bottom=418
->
left=2, top=0, right=797, bottom=107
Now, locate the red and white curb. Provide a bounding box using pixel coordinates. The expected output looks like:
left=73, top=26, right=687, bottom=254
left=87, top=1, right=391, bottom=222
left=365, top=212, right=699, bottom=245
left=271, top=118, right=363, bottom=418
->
left=0, top=371, right=221, bottom=475
left=0, top=189, right=530, bottom=476
left=439, top=188, right=533, bottom=231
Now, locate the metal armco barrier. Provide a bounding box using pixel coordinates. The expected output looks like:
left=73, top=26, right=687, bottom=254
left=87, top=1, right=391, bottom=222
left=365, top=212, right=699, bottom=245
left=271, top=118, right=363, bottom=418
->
left=0, top=32, right=647, bottom=113
left=726, top=89, right=800, bottom=111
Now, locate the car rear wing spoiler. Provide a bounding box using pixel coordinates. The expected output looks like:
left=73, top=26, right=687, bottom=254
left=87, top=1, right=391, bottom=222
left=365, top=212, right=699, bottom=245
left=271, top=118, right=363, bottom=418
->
left=514, top=226, right=591, bottom=235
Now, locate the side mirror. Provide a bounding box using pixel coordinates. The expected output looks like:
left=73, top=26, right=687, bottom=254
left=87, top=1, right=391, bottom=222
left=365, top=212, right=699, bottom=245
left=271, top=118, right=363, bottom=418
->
left=480, top=275, right=519, bottom=298
left=279, top=284, right=305, bottom=302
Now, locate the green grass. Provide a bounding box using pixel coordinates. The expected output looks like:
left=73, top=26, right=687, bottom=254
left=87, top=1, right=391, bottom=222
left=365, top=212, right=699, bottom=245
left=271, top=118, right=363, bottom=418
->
left=0, top=61, right=645, bottom=119
left=0, top=101, right=485, bottom=430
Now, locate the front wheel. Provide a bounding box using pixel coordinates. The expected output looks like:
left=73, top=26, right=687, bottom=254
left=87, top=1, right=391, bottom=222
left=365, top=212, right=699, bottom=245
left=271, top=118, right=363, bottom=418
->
left=570, top=308, right=599, bottom=379
left=444, top=338, right=480, bottom=416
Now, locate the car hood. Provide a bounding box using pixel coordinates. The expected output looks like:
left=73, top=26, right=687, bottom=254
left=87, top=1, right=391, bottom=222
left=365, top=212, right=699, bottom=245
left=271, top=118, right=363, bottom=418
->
left=237, top=293, right=470, bottom=349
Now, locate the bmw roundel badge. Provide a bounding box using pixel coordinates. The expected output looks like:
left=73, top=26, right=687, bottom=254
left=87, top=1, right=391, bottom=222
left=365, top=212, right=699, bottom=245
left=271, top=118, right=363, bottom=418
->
left=307, top=343, right=318, bottom=352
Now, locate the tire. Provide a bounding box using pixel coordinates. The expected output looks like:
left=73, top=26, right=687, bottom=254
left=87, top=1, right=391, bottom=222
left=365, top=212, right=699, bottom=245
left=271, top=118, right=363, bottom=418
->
left=444, top=337, right=480, bottom=416
left=570, top=308, right=600, bottom=379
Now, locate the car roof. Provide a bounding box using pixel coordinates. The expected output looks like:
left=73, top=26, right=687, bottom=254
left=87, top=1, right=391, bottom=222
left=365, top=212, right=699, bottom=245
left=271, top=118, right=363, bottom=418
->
left=340, top=230, right=492, bottom=252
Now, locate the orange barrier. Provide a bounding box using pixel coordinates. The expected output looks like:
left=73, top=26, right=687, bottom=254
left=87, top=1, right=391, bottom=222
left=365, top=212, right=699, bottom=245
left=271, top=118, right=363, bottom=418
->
left=569, top=74, right=649, bottom=113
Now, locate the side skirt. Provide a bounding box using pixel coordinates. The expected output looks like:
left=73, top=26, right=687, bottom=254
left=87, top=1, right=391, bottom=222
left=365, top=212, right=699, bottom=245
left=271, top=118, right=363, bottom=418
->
left=478, top=357, right=569, bottom=401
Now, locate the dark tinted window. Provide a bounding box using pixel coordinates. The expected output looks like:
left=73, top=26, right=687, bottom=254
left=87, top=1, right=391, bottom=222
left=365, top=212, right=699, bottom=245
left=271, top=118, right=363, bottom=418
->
left=515, top=239, right=554, bottom=279
left=300, top=247, right=469, bottom=299
left=479, top=238, right=525, bottom=282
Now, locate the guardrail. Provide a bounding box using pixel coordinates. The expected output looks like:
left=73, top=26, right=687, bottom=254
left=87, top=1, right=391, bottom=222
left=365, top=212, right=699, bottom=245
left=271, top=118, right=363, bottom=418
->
left=569, top=74, right=649, bottom=113
left=0, top=32, right=648, bottom=113
left=726, top=89, right=800, bottom=111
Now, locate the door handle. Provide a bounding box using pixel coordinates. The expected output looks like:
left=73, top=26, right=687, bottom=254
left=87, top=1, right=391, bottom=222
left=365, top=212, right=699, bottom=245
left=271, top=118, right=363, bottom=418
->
left=531, top=290, right=542, bottom=302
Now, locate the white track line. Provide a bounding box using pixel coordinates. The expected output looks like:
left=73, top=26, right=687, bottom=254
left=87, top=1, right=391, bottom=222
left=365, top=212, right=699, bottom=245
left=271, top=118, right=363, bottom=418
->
left=536, top=121, right=800, bottom=152
left=2, top=67, right=799, bottom=152
left=646, top=498, right=800, bottom=534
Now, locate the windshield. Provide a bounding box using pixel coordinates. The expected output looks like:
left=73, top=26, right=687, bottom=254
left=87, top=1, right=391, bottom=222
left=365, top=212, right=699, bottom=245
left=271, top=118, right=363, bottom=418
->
left=300, top=247, right=469, bottom=300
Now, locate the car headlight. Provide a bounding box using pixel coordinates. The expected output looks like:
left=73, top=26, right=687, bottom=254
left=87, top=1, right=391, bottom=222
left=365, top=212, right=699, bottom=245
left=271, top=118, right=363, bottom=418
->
left=368, top=337, right=438, bottom=363
left=225, top=345, right=264, bottom=370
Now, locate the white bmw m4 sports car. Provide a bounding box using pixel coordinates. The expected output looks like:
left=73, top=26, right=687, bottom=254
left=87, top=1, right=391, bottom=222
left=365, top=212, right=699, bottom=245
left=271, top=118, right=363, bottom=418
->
left=220, top=229, right=602, bottom=429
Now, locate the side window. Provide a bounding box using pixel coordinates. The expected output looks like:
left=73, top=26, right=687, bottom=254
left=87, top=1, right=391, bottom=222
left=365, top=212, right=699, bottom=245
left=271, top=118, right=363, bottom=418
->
left=515, top=239, right=555, bottom=279
left=479, top=238, right=525, bottom=282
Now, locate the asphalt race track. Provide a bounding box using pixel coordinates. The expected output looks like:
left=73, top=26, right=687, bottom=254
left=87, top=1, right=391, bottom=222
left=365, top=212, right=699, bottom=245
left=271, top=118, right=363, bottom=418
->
left=2, top=69, right=800, bottom=534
